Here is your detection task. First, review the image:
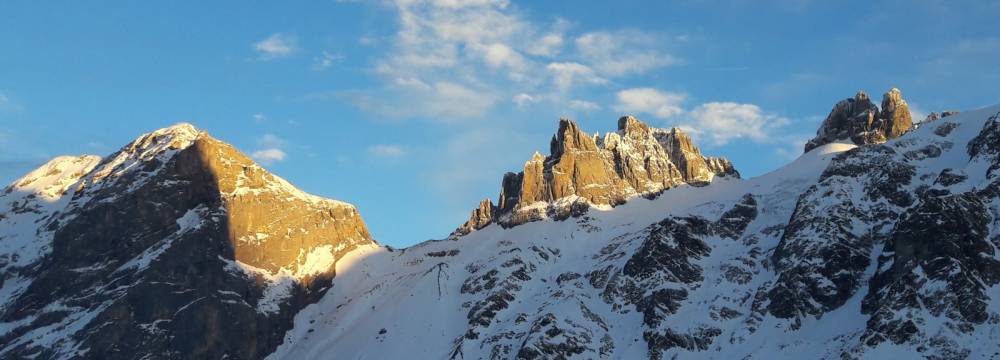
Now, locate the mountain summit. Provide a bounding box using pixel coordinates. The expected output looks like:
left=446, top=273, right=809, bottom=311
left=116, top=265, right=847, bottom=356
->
left=453, top=116, right=736, bottom=237
left=804, top=87, right=915, bottom=152
left=0, top=123, right=373, bottom=359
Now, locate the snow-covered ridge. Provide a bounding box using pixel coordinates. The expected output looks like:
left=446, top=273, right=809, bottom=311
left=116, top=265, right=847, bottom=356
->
left=80, top=122, right=203, bottom=195
left=5, top=155, right=102, bottom=201
left=272, top=105, right=1000, bottom=359
left=0, top=155, right=102, bottom=272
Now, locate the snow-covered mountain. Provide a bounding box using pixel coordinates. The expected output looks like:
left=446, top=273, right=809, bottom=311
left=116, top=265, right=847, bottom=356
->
left=2, top=87, right=1000, bottom=359
left=270, top=91, right=1000, bottom=359
left=0, top=124, right=373, bottom=359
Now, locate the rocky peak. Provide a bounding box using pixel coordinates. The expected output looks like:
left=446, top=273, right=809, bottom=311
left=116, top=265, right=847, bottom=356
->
left=0, top=123, right=374, bottom=359
left=453, top=116, right=738, bottom=235
left=550, top=118, right=599, bottom=157
left=618, top=115, right=651, bottom=135
left=450, top=198, right=497, bottom=238
left=879, top=87, right=913, bottom=139
left=804, top=88, right=915, bottom=153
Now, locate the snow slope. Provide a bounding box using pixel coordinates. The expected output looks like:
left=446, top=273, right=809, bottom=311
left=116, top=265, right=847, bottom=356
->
left=270, top=105, right=1000, bottom=359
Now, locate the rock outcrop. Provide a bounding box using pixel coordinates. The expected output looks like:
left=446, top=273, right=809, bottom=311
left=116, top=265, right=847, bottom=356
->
left=0, top=123, right=374, bottom=360
left=454, top=116, right=738, bottom=235
left=923, top=110, right=960, bottom=123
left=804, top=88, right=914, bottom=152
left=450, top=199, right=497, bottom=237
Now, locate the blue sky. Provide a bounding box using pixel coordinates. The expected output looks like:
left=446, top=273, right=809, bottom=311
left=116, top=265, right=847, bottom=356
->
left=2, top=0, right=999, bottom=247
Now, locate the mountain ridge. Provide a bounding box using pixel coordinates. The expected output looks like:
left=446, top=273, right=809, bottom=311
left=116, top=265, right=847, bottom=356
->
left=3, top=88, right=1000, bottom=359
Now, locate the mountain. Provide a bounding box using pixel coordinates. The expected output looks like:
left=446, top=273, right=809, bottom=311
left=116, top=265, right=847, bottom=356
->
left=2, top=87, right=1000, bottom=360
left=452, top=116, right=736, bottom=237
left=0, top=124, right=373, bottom=359
left=269, top=90, right=1000, bottom=359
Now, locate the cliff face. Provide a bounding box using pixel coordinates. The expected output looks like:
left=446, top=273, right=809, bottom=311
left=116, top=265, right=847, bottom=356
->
left=0, top=124, right=373, bottom=360
left=804, top=87, right=915, bottom=152
left=453, top=116, right=738, bottom=237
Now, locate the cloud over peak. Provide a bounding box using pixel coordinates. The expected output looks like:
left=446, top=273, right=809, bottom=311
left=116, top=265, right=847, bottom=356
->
left=614, top=87, right=685, bottom=119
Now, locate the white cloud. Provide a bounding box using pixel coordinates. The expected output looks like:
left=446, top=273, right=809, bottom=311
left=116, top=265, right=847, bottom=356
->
left=681, top=102, right=791, bottom=145
left=368, top=144, right=406, bottom=157
left=614, top=87, right=685, bottom=119
left=575, top=31, right=679, bottom=77
left=526, top=18, right=569, bottom=57
left=568, top=99, right=600, bottom=112
left=546, top=62, right=607, bottom=92
left=479, top=43, right=526, bottom=69
left=312, top=51, right=344, bottom=70
left=512, top=93, right=537, bottom=107
left=346, top=1, right=675, bottom=121
left=251, top=133, right=288, bottom=164
left=254, top=33, right=298, bottom=60
left=252, top=113, right=267, bottom=123
left=528, top=33, right=564, bottom=57
left=252, top=148, right=287, bottom=164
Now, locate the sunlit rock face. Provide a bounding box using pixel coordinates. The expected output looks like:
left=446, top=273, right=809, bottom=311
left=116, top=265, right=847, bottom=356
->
left=455, top=116, right=739, bottom=234
left=0, top=123, right=373, bottom=359
left=804, top=87, right=915, bottom=152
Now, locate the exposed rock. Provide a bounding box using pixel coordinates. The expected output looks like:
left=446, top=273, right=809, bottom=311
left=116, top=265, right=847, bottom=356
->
left=0, top=123, right=374, bottom=360
left=861, top=192, right=999, bottom=355
left=924, top=110, right=960, bottom=123
left=879, top=87, right=913, bottom=139
left=804, top=91, right=880, bottom=152
left=804, top=88, right=915, bottom=152
left=454, top=116, right=737, bottom=234
left=450, top=199, right=496, bottom=238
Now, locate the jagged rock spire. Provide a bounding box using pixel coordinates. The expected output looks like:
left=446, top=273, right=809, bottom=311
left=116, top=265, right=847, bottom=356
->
left=804, top=87, right=915, bottom=153
left=453, top=116, right=738, bottom=235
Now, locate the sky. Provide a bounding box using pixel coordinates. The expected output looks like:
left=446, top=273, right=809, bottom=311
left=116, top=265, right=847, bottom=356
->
left=2, top=0, right=999, bottom=248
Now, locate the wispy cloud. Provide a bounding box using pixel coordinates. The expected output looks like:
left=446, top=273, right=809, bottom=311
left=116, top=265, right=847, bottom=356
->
left=337, top=0, right=679, bottom=121
left=614, top=87, right=685, bottom=119
left=253, top=33, right=298, bottom=60
left=546, top=62, right=607, bottom=92
left=312, top=51, right=344, bottom=70
left=575, top=30, right=679, bottom=77
left=367, top=144, right=406, bottom=158
left=680, top=102, right=791, bottom=145
left=568, top=99, right=600, bottom=112
left=512, top=93, right=538, bottom=107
